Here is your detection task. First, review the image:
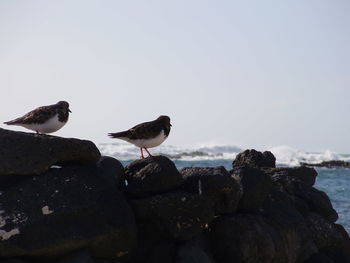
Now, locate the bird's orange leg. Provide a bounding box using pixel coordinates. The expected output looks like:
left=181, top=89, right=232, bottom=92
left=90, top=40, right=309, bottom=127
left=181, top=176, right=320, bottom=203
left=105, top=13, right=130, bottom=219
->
left=144, top=148, right=154, bottom=157
left=140, top=148, right=145, bottom=159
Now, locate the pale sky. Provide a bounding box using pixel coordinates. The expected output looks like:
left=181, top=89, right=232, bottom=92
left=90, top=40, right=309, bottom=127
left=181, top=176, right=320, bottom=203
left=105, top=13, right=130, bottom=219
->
left=0, top=0, right=349, bottom=153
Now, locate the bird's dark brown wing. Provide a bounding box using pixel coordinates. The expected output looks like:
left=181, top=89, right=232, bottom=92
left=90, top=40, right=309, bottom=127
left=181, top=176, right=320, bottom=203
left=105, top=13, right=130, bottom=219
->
left=109, top=119, right=163, bottom=140
left=4, top=105, right=56, bottom=125
left=128, top=120, right=163, bottom=139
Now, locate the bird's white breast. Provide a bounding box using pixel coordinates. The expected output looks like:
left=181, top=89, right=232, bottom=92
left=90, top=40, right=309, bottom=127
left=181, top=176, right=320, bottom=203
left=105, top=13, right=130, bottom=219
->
left=20, top=114, right=67, bottom=134
left=125, top=130, right=167, bottom=148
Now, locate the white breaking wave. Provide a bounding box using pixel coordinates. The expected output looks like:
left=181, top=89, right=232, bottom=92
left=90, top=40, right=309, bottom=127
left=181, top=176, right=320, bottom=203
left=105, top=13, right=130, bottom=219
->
left=268, top=146, right=350, bottom=167
left=98, top=143, right=241, bottom=161
left=98, top=143, right=350, bottom=167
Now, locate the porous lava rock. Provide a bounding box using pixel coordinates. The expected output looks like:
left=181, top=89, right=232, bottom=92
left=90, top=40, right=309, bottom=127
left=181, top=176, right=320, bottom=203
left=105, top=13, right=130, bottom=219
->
left=180, top=166, right=241, bottom=215
left=232, top=149, right=276, bottom=168
left=0, top=128, right=101, bottom=175
left=130, top=191, right=214, bottom=241
left=306, top=213, right=350, bottom=262
left=0, top=163, right=137, bottom=260
left=96, top=156, right=125, bottom=191
left=209, top=213, right=316, bottom=263
left=0, top=147, right=349, bottom=263
left=125, top=156, right=183, bottom=198
left=231, top=166, right=272, bottom=211
left=268, top=169, right=338, bottom=222
left=265, top=166, right=318, bottom=186
left=176, top=239, right=215, bottom=263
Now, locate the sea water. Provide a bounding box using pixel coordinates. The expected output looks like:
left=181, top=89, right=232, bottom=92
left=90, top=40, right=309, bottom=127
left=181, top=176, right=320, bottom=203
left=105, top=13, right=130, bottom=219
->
left=99, top=143, right=350, bottom=233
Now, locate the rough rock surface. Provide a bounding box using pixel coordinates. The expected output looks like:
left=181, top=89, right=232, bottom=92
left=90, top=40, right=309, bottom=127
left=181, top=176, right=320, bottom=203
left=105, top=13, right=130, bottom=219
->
left=55, top=250, right=94, bottom=263
left=176, top=239, right=214, bottom=263
left=96, top=156, right=125, bottom=191
left=232, top=149, right=276, bottom=168
left=210, top=215, right=277, bottom=263
left=266, top=166, right=318, bottom=186
left=130, top=240, right=176, bottom=263
left=306, top=213, right=350, bottom=262
left=267, top=168, right=338, bottom=222
left=210, top=212, right=316, bottom=263
left=0, top=138, right=349, bottom=263
left=0, top=128, right=101, bottom=175
left=231, top=166, right=272, bottom=211
left=131, top=191, right=214, bottom=241
left=125, top=156, right=183, bottom=198
left=180, top=166, right=241, bottom=215
left=303, top=253, right=335, bottom=263
left=0, top=163, right=137, bottom=259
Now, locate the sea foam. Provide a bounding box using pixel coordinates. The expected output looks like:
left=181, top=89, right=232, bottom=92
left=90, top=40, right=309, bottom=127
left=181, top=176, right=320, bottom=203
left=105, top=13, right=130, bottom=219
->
left=98, top=143, right=350, bottom=167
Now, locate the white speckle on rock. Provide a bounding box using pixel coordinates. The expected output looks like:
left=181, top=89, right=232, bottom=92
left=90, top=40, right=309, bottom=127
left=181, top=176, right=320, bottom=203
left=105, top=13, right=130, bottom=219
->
left=42, top=206, right=54, bottom=215
left=0, top=211, right=21, bottom=240
left=0, top=228, right=20, bottom=240
left=177, top=222, right=181, bottom=229
left=12, top=213, right=28, bottom=224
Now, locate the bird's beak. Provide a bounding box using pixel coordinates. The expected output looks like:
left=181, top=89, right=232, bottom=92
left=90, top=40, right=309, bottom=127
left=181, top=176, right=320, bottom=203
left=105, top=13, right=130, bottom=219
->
left=69, top=109, right=72, bottom=113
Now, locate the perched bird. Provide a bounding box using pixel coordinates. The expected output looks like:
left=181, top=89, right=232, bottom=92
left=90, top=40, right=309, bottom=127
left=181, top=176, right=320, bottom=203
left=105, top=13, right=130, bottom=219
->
left=108, top=115, right=172, bottom=158
left=4, top=101, right=71, bottom=134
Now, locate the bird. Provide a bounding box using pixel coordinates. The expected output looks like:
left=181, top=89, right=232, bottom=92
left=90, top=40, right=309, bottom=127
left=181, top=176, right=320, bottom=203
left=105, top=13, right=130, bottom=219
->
left=4, top=101, right=71, bottom=134
left=108, top=115, right=172, bottom=158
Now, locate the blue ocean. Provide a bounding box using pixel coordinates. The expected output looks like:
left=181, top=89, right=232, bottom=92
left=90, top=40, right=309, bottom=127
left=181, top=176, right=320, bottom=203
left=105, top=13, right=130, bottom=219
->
left=99, top=143, right=350, bottom=233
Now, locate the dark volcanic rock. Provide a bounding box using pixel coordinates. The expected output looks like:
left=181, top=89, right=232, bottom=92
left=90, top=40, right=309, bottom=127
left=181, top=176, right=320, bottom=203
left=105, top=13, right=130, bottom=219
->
left=301, top=160, right=350, bottom=169
left=210, top=214, right=316, bottom=263
left=125, top=156, right=183, bottom=198
left=233, top=149, right=276, bottom=168
left=56, top=250, right=94, bottom=263
left=231, top=167, right=272, bottom=211
left=180, top=166, right=241, bottom=215
left=0, top=260, right=30, bottom=263
left=0, top=145, right=347, bottom=263
left=96, top=156, right=125, bottom=191
left=304, top=253, right=335, bottom=263
left=209, top=215, right=276, bottom=263
left=267, top=168, right=338, bottom=222
left=129, top=236, right=176, bottom=263
left=176, top=240, right=214, bottom=263
left=0, top=128, right=101, bottom=175
left=0, top=163, right=137, bottom=259
left=286, top=166, right=318, bottom=186
left=266, top=166, right=318, bottom=186
left=302, top=188, right=338, bottom=223
left=131, top=191, right=214, bottom=241
left=261, top=189, right=318, bottom=262
left=306, top=213, right=350, bottom=262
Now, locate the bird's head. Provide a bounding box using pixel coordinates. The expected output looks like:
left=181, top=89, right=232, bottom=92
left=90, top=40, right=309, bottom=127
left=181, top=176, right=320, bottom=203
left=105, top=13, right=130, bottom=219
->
left=157, top=115, right=172, bottom=129
left=57, top=101, right=72, bottom=113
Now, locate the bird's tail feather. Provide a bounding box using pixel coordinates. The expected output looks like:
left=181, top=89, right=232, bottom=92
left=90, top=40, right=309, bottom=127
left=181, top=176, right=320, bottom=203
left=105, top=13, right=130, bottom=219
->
left=108, top=130, right=130, bottom=138
left=4, top=120, right=16, bottom=125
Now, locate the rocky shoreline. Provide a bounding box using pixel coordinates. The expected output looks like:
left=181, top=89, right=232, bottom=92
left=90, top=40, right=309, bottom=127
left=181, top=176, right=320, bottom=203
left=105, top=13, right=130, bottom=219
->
left=301, top=160, right=350, bottom=169
left=0, top=129, right=349, bottom=263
